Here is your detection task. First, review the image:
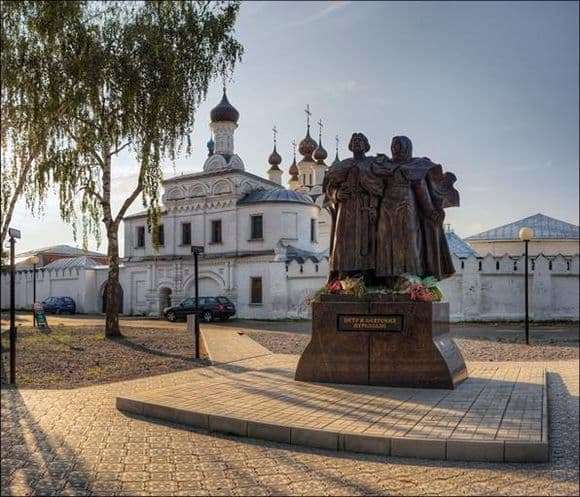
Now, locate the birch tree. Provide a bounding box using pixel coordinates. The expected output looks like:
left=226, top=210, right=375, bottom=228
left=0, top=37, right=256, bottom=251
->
left=41, top=1, right=243, bottom=337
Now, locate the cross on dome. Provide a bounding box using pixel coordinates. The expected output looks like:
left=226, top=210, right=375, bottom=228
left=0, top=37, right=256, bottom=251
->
left=289, top=139, right=299, bottom=179
left=299, top=105, right=317, bottom=158
left=313, top=118, right=328, bottom=163
left=267, top=123, right=282, bottom=169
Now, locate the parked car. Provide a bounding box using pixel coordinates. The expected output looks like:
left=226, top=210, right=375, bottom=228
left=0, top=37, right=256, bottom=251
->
left=42, top=296, right=76, bottom=314
left=163, top=296, right=236, bottom=323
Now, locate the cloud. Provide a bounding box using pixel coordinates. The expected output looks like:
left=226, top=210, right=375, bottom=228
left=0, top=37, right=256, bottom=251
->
left=284, top=1, right=351, bottom=28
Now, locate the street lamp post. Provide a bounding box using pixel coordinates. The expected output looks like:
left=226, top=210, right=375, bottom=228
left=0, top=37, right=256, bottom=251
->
left=30, top=255, right=39, bottom=326
left=518, top=227, right=534, bottom=345
left=191, top=245, right=204, bottom=358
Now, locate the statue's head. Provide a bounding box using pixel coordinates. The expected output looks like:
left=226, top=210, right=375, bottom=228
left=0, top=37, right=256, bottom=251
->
left=391, top=136, right=413, bottom=162
left=348, top=133, right=370, bottom=158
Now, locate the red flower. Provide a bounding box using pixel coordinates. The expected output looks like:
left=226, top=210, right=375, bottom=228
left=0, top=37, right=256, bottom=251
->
left=327, top=279, right=343, bottom=294
left=408, top=283, right=433, bottom=302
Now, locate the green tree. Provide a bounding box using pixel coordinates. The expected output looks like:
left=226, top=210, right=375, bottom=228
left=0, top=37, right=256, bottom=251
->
left=41, top=1, right=243, bottom=337
left=1, top=1, right=84, bottom=247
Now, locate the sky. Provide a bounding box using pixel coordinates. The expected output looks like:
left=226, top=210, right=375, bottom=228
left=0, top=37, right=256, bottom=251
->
left=8, top=0, right=580, bottom=254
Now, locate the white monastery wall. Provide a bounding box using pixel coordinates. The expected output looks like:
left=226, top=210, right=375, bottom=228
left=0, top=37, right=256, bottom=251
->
left=438, top=253, right=579, bottom=321
left=1, top=267, right=96, bottom=313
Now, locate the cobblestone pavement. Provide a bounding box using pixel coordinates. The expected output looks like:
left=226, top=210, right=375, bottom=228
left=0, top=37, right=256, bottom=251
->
left=1, top=360, right=578, bottom=496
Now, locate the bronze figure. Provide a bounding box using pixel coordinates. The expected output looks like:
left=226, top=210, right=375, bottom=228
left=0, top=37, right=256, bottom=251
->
left=324, top=134, right=459, bottom=287
left=323, top=133, right=383, bottom=283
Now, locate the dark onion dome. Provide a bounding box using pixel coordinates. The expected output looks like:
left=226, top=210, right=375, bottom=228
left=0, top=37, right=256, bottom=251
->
left=288, top=157, right=299, bottom=177
left=268, top=145, right=282, bottom=169
left=313, top=139, right=328, bottom=163
left=207, top=136, right=215, bottom=156
left=238, top=189, right=314, bottom=206
left=210, top=89, right=239, bottom=124
left=298, top=128, right=317, bottom=158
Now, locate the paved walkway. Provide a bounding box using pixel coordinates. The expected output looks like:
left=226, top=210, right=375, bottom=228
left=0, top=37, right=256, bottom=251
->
left=1, top=358, right=578, bottom=496
left=198, top=327, right=271, bottom=364
left=118, top=355, right=548, bottom=462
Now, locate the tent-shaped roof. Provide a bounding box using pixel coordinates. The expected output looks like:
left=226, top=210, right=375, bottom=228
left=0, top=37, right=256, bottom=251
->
left=238, top=189, right=314, bottom=206
left=445, top=231, right=477, bottom=257
left=42, top=256, right=100, bottom=270
left=285, top=245, right=329, bottom=264
left=17, top=244, right=106, bottom=258
left=466, top=213, right=579, bottom=241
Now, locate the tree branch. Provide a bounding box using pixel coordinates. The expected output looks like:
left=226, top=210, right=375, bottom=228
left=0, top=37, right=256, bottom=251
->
left=108, top=140, right=131, bottom=158
left=115, top=173, right=144, bottom=226
left=77, top=184, right=105, bottom=207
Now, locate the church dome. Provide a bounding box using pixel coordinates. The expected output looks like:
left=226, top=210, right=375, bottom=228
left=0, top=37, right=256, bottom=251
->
left=210, top=89, right=239, bottom=124
left=313, top=140, right=328, bottom=163
left=288, top=157, right=299, bottom=177
left=268, top=145, right=282, bottom=169
left=298, top=129, right=317, bottom=158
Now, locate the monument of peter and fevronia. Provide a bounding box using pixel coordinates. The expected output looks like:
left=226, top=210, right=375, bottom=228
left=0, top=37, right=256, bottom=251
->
left=295, top=133, right=468, bottom=388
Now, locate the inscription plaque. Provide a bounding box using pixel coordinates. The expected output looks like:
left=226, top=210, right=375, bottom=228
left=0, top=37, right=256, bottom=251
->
left=338, top=314, right=404, bottom=333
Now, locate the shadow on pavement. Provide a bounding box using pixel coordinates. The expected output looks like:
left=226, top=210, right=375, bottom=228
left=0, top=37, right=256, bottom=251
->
left=0, top=386, right=91, bottom=495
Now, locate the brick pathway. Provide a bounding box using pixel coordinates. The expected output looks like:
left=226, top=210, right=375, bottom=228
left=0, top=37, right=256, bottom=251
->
left=1, top=359, right=578, bottom=496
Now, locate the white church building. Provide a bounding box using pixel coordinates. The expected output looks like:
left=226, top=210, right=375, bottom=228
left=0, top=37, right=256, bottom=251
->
left=120, top=91, right=329, bottom=319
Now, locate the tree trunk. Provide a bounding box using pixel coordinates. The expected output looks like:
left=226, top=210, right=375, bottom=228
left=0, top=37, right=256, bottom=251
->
left=105, top=223, right=122, bottom=338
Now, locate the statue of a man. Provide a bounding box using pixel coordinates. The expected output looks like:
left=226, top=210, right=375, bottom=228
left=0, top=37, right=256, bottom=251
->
left=323, top=133, right=383, bottom=283
left=373, top=136, right=459, bottom=285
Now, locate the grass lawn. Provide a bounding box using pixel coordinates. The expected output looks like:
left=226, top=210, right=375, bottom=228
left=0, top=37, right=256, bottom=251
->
left=0, top=324, right=207, bottom=389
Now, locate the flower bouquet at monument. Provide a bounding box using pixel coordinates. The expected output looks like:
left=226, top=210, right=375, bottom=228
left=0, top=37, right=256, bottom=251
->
left=310, top=273, right=444, bottom=303
left=310, top=275, right=367, bottom=301
left=396, top=274, right=444, bottom=302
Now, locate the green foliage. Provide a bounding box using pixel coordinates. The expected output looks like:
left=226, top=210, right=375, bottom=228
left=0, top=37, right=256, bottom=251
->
left=1, top=1, right=86, bottom=245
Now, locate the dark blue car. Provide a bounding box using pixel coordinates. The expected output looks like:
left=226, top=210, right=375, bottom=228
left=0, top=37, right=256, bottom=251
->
left=42, top=296, right=76, bottom=314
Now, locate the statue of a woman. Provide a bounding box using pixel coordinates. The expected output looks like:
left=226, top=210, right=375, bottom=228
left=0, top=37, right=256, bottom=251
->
left=373, top=136, right=459, bottom=285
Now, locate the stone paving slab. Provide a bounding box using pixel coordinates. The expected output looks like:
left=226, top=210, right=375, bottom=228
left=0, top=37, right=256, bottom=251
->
left=117, top=354, right=549, bottom=463
left=188, top=317, right=272, bottom=364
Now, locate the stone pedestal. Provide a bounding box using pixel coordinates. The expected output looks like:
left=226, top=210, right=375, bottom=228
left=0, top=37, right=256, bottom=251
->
left=295, top=295, right=468, bottom=389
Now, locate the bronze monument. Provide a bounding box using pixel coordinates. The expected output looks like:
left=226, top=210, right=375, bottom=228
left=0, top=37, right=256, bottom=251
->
left=295, top=133, right=468, bottom=389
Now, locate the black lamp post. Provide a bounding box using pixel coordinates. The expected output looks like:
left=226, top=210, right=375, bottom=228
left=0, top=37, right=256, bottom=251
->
left=191, top=245, right=204, bottom=358
left=31, top=255, right=39, bottom=326
left=518, top=227, right=534, bottom=345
